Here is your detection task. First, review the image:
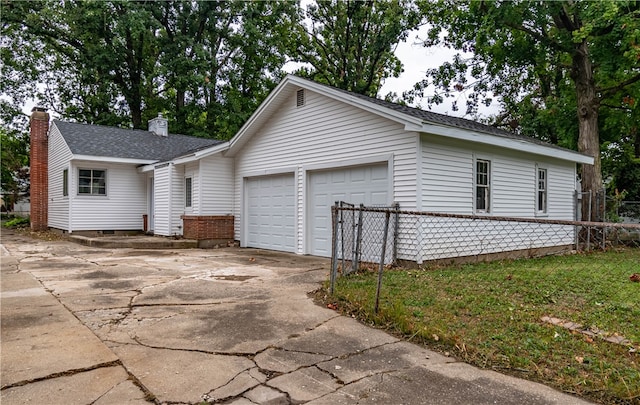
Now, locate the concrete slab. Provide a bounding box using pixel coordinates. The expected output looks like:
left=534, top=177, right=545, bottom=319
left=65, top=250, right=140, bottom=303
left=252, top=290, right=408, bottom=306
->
left=267, top=366, right=342, bottom=403
left=243, top=384, right=289, bottom=405
left=255, top=348, right=332, bottom=374
left=109, top=344, right=254, bottom=404
left=0, top=366, right=139, bottom=405
left=1, top=273, right=118, bottom=387
left=205, top=367, right=266, bottom=402
left=281, top=316, right=399, bottom=357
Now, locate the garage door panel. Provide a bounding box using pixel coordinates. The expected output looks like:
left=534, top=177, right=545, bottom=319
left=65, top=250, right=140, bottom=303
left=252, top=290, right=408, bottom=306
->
left=309, top=163, right=389, bottom=257
left=246, top=174, right=295, bottom=252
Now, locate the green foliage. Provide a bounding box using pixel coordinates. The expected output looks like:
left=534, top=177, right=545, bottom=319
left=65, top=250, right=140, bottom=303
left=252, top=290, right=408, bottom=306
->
left=2, top=216, right=30, bottom=228
left=1, top=0, right=299, bottom=139
left=0, top=126, right=30, bottom=211
left=290, top=0, right=421, bottom=97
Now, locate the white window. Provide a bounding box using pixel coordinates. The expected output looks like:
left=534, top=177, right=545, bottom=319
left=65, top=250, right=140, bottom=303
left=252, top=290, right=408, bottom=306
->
left=63, top=169, right=68, bottom=196
left=475, top=159, right=490, bottom=213
left=537, top=168, right=548, bottom=214
left=185, top=177, right=192, bottom=208
left=78, top=169, right=106, bottom=195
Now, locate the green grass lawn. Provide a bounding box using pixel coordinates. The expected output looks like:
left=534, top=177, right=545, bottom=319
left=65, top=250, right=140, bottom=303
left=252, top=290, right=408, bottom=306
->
left=328, top=248, right=640, bottom=404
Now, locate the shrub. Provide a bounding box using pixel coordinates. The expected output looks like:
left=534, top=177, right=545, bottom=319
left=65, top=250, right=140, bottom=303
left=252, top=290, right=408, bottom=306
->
left=3, top=216, right=30, bottom=228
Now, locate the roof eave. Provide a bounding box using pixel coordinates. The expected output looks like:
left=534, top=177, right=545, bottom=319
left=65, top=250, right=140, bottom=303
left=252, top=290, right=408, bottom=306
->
left=420, top=123, right=594, bottom=165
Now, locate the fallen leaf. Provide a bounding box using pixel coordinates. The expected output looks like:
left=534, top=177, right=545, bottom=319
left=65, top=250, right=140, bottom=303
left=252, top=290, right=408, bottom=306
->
left=432, top=334, right=440, bottom=341
left=584, top=336, right=594, bottom=343
left=249, top=257, right=255, bottom=262
left=575, top=356, right=584, bottom=364
left=327, top=303, right=337, bottom=310
left=630, top=273, right=640, bottom=282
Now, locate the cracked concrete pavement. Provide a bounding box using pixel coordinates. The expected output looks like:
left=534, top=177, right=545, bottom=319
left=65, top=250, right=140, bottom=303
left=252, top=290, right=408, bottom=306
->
left=1, top=230, right=593, bottom=404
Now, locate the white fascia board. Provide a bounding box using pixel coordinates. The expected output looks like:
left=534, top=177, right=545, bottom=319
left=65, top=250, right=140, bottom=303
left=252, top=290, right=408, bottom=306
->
left=72, top=154, right=157, bottom=165
left=420, top=123, right=594, bottom=165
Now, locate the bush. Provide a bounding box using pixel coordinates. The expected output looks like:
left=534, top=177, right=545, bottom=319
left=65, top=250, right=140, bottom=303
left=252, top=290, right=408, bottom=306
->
left=3, top=216, right=30, bottom=228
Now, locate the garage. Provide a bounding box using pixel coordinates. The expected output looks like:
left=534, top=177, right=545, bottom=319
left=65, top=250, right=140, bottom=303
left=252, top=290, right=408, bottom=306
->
left=246, top=174, right=296, bottom=252
left=308, top=163, right=389, bottom=256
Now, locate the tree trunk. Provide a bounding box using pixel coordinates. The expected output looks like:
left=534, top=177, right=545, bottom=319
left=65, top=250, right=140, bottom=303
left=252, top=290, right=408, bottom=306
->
left=572, top=40, right=602, bottom=221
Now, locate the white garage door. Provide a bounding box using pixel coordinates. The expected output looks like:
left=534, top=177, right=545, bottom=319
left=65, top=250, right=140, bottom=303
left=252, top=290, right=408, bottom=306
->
left=246, top=174, right=295, bottom=252
left=309, top=163, right=389, bottom=257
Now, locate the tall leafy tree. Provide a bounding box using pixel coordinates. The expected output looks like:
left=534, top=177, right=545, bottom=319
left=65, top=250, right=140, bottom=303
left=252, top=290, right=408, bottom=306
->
left=2, top=0, right=160, bottom=128
left=291, top=0, right=422, bottom=97
left=149, top=0, right=298, bottom=139
left=413, top=0, right=640, bottom=220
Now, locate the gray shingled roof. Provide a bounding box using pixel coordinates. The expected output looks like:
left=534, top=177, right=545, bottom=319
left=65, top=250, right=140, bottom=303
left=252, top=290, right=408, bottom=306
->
left=53, top=120, right=222, bottom=162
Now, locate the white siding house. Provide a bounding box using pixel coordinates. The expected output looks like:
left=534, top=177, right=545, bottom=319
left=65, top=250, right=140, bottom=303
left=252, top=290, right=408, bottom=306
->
left=37, top=75, right=593, bottom=262
left=42, top=119, right=221, bottom=235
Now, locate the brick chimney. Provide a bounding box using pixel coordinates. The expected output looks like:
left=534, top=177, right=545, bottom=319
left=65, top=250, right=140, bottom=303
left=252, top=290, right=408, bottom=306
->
left=30, top=107, right=50, bottom=231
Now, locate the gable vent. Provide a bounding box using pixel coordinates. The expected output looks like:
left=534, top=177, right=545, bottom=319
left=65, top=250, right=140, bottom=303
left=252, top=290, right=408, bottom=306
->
left=296, top=89, right=305, bottom=107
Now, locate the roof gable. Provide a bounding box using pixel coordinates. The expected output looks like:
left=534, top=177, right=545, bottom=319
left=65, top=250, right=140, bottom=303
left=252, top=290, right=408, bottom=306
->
left=52, top=120, right=221, bottom=163
left=227, top=75, right=593, bottom=165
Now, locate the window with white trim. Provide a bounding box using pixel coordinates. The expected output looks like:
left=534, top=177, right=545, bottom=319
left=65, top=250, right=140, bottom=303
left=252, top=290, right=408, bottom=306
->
left=185, top=177, right=192, bottom=208
left=63, top=169, right=68, bottom=196
left=78, top=169, right=106, bottom=195
left=537, top=168, right=548, bottom=214
left=475, top=159, right=490, bottom=213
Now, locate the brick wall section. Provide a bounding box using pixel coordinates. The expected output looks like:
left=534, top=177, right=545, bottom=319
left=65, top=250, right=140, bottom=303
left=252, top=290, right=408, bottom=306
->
left=181, top=215, right=234, bottom=240
left=30, top=108, right=50, bottom=231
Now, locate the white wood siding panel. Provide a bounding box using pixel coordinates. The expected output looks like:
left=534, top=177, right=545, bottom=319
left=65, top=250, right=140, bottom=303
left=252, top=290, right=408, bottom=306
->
left=234, top=89, right=419, bottom=254
left=48, top=124, right=72, bottom=230
left=153, top=165, right=171, bottom=236
left=170, top=164, right=184, bottom=235
left=198, top=155, right=234, bottom=215
left=421, top=135, right=473, bottom=214
left=69, top=161, right=146, bottom=231
left=246, top=174, right=296, bottom=252
left=421, top=135, right=577, bottom=219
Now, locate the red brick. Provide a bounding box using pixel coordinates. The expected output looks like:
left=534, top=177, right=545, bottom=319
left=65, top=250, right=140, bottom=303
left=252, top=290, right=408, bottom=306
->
left=30, top=108, right=50, bottom=231
left=181, top=216, right=234, bottom=240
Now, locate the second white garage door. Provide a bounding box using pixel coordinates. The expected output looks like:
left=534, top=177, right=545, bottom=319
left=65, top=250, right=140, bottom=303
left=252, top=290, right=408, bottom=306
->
left=246, top=174, right=295, bottom=252
left=309, top=163, right=389, bottom=257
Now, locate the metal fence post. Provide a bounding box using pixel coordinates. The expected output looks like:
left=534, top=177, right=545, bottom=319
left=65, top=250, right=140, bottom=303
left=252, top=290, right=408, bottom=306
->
left=587, top=191, right=592, bottom=251
left=374, top=211, right=391, bottom=314
left=353, top=204, right=364, bottom=273
left=392, top=202, right=399, bottom=265
left=330, top=202, right=339, bottom=295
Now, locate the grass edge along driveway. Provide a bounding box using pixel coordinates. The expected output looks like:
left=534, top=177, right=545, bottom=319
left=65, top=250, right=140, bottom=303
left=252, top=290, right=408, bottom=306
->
left=327, top=248, right=640, bottom=405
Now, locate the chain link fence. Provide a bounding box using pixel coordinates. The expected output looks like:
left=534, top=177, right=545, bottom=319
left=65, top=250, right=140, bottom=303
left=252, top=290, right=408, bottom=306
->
left=329, top=202, right=640, bottom=299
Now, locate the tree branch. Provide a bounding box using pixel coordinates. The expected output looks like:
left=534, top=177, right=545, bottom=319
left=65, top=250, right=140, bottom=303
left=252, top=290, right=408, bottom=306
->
left=598, top=73, right=640, bottom=97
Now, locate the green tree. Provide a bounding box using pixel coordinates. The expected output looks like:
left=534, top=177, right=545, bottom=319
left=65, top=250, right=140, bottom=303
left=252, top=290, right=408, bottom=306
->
left=414, top=0, right=640, bottom=220
left=150, top=0, right=299, bottom=139
left=0, top=126, right=29, bottom=212
left=2, top=0, right=160, bottom=128
left=291, top=0, right=422, bottom=97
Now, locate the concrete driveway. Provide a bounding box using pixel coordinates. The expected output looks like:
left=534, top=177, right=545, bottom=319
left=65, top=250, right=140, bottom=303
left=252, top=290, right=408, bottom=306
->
left=1, top=230, right=591, bottom=405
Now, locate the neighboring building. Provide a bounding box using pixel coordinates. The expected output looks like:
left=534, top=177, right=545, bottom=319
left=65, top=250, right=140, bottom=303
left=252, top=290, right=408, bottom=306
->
left=31, top=75, right=594, bottom=260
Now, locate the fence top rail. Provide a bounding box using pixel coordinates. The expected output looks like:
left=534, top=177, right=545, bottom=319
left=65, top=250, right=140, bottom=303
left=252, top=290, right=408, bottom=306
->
left=331, top=206, right=640, bottom=230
